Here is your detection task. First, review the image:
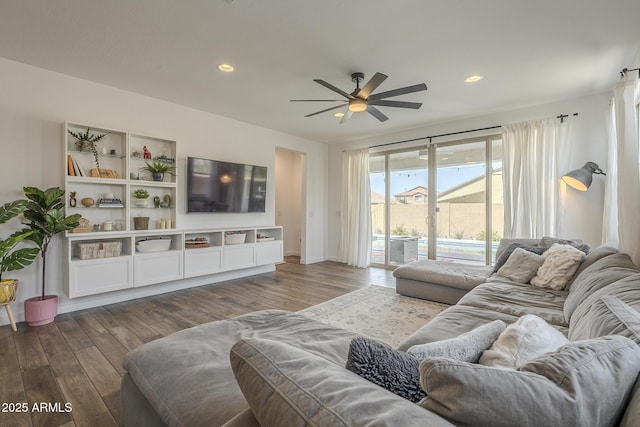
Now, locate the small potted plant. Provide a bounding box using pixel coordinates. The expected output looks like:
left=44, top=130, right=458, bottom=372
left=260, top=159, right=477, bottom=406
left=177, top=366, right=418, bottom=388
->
left=140, top=161, right=176, bottom=182
left=133, top=188, right=150, bottom=207
left=0, top=200, right=39, bottom=331
left=22, top=187, right=81, bottom=326
left=67, top=127, right=109, bottom=169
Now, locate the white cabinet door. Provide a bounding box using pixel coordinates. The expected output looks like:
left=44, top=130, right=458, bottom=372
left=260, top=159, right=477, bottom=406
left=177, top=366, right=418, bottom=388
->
left=184, top=247, right=223, bottom=278
left=69, top=256, right=133, bottom=297
left=223, top=244, right=256, bottom=271
left=256, top=241, right=284, bottom=266
left=134, top=251, right=183, bottom=287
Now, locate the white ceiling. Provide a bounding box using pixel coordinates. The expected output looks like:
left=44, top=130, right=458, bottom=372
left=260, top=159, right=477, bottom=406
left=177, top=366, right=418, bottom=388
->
left=1, top=1, right=638, bottom=144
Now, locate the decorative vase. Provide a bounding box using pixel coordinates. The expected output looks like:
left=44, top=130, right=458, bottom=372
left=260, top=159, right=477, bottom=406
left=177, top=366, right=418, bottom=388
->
left=24, top=295, right=58, bottom=327
left=134, top=198, right=148, bottom=208
left=152, top=172, right=164, bottom=182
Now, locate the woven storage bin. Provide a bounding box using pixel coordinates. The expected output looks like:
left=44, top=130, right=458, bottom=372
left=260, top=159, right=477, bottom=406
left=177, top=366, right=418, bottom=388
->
left=134, top=217, right=149, bottom=230
left=77, top=241, right=122, bottom=260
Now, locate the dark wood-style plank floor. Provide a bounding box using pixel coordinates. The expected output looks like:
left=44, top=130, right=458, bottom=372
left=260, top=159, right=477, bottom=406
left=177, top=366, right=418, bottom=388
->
left=0, top=257, right=394, bottom=427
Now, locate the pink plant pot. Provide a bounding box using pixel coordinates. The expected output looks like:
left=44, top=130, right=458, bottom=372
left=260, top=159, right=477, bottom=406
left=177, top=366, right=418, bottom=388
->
left=24, top=295, right=58, bottom=326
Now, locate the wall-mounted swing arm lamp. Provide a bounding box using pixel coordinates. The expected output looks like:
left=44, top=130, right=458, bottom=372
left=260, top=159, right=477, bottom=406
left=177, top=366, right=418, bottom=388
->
left=562, top=162, right=606, bottom=191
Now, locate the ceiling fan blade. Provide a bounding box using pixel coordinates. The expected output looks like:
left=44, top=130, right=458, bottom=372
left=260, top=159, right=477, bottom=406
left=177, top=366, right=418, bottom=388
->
left=339, top=110, right=353, bottom=124
left=290, top=99, right=346, bottom=102
left=368, top=83, right=428, bottom=101
left=366, top=106, right=389, bottom=122
left=304, top=103, right=348, bottom=117
left=368, top=100, right=422, bottom=109
left=358, top=72, right=388, bottom=99
left=313, top=79, right=353, bottom=99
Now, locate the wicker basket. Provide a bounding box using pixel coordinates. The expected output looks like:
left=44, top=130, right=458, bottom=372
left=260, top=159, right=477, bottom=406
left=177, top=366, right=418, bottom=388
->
left=77, top=241, right=122, bottom=260
left=0, top=279, right=18, bottom=305
left=134, top=216, right=149, bottom=230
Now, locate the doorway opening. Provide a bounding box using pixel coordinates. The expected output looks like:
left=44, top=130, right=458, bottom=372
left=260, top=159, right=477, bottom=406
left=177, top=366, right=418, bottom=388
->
left=275, top=147, right=306, bottom=262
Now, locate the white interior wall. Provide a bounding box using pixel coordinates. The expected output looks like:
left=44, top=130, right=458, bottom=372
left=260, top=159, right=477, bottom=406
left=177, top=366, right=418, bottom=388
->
left=327, top=91, right=613, bottom=261
left=275, top=147, right=303, bottom=257
left=0, top=57, right=327, bottom=325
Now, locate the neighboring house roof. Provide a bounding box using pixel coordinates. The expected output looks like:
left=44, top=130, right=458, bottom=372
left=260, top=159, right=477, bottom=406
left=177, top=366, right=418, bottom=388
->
left=394, top=186, right=428, bottom=198
left=371, top=191, right=385, bottom=204
left=437, top=170, right=503, bottom=203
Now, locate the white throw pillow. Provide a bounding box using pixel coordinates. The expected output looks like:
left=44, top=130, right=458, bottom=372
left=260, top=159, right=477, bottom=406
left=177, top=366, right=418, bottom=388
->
left=479, top=314, right=568, bottom=369
left=496, top=247, right=545, bottom=283
left=530, top=244, right=586, bottom=290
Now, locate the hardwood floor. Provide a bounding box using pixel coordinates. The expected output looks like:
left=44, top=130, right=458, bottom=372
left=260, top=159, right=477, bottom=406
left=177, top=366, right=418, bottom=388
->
left=0, top=258, right=394, bottom=427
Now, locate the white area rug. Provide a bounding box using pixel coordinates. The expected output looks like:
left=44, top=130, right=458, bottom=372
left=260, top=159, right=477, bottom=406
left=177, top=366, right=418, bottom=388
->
left=298, top=285, right=449, bottom=347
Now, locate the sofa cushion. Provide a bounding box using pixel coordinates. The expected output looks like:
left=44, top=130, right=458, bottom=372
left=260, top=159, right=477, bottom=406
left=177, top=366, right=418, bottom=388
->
left=569, top=295, right=640, bottom=343
left=496, top=247, right=545, bottom=283
left=230, top=338, right=455, bottom=427
left=393, top=260, right=492, bottom=291
left=570, top=273, right=640, bottom=328
left=564, top=253, right=638, bottom=322
left=530, top=244, right=586, bottom=290
left=407, top=319, right=505, bottom=363
left=457, top=281, right=569, bottom=327
left=492, top=243, right=546, bottom=274
left=479, top=314, right=568, bottom=369
left=419, top=336, right=640, bottom=427
left=122, top=310, right=358, bottom=427
left=568, top=244, right=618, bottom=287
left=345, top=337, right=425, bottom=403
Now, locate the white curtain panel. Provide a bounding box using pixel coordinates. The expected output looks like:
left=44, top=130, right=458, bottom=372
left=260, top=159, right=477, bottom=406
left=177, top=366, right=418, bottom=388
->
left=502, top=118, right=571, bottom=238
left=339, top=148, right=372, bottom=268
left=604, top=75, right=640, bottom=264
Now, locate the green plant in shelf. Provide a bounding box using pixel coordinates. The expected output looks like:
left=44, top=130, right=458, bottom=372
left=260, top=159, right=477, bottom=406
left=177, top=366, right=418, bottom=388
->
left=140, top=161, right=176, bottom=175
left=133, top=189, right=150, bottom=199
left=67, top=127, right=109, bottom=168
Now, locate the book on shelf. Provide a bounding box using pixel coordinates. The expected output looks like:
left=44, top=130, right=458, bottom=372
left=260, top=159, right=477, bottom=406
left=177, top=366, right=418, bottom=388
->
left=67, top=154, right=75, bottom=176
left=72, top=157, right=85, bottom=177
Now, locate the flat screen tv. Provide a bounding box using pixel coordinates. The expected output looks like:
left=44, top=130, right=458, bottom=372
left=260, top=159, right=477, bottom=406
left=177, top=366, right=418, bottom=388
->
left=187, top=157, right=267, bottom=213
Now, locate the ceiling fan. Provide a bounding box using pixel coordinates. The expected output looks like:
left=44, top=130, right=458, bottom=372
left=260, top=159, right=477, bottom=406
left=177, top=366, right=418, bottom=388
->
left=291, top=72, right=427, bottom=124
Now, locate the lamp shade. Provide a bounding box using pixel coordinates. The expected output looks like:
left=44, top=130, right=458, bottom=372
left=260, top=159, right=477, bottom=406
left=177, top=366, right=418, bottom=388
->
left=562, top=161, right=605, bottom=191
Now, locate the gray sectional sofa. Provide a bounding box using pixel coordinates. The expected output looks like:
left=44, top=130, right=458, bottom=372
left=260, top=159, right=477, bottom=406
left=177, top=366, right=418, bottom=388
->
left=121, top=241, right=640, bottom=427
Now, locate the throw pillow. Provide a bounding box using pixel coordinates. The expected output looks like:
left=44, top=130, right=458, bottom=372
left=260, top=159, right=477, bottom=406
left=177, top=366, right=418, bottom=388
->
left=407, top=319, right=505, bottom=363
left=530, top=244, right=586, bottom=290
left=420, top=335, right=640, bottom=427
left=496, top=248, right=545, bottom=283
left=479, top=314, right=568, bottom=369
left=345, top=337, right=425, bottom=403
left=568, top=295, right=640, bottom=343
left=540, top=236, right=590, bottom=253
left=492, top=243, right=546, bottom=273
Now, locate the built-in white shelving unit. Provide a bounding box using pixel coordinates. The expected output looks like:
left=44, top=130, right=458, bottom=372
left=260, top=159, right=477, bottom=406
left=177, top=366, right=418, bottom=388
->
left=63, top=120, right=283, bottom=299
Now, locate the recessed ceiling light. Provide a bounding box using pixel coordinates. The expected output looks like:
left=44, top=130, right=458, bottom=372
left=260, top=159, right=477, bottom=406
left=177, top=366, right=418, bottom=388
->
left=218, top=63, right=234, bottom=72
left=334, top=112, right=345, bottom=117
left=464, top=75, right=483, bottom=83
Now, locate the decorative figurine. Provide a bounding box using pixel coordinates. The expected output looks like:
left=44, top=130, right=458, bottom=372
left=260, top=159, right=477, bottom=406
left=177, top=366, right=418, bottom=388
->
left=153, top=196, right=160, bottom=208
left=69, top=191, right=77, bottom=207
left=143, top=146, right=152, bottom=159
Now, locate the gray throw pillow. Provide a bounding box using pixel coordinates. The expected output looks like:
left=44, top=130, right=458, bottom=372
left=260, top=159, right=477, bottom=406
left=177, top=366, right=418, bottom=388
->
left=407, top=319, right=505, bottom=363
left=493, top=243, right=546, bottom=273
left=496, top=248, right=544, bottom=283
left=346, top=337, right=425, bottom=402
left=419, top=335, right=640, bottom=427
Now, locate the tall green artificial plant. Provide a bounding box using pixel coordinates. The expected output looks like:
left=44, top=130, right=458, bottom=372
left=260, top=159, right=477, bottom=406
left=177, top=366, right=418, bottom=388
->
left=0, top=200, right=39, bottom=281
left=22, top=187, right=81, bottom=299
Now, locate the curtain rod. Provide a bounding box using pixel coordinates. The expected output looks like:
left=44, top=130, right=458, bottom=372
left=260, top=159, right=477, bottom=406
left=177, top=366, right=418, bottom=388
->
left=369, top=125, right=501, bottom=149
left=368, top=112, right=579, bottom=149
left=621, top=67, right=640, bottom=79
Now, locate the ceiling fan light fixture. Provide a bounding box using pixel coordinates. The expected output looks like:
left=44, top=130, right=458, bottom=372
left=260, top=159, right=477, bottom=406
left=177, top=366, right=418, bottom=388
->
left=217, top=63, right=235, bottom=72
left=464, top=75, right=483, bottom=83
left=348, top=99, right=367, bottom=113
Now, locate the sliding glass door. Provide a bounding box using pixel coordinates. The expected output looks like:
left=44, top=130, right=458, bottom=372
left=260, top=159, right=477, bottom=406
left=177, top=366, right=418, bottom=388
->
left=370, top=135, right=502, bottom=267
